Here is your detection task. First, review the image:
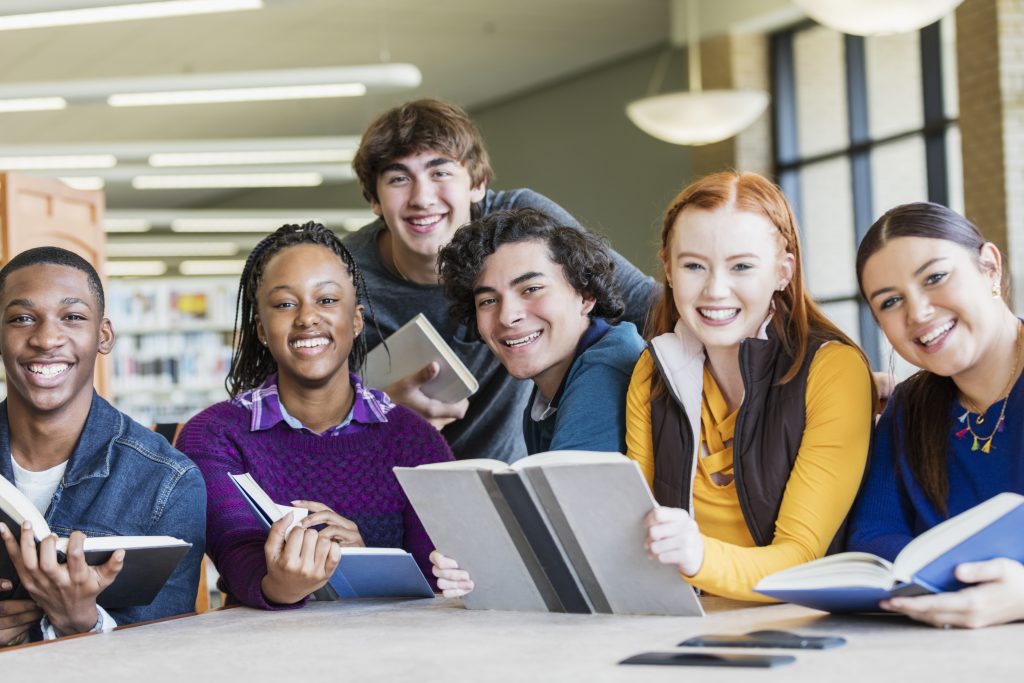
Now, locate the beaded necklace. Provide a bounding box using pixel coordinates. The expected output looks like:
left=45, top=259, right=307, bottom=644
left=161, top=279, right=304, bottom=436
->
left=955, top=322, right=1023, bottom=453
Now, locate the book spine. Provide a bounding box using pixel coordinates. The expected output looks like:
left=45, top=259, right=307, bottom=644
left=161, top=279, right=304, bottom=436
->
left=492, top=472, right=594, bottom=614
left=520, top=469, right=612, bottom=614
left=477, top=471, right=565, bottom=612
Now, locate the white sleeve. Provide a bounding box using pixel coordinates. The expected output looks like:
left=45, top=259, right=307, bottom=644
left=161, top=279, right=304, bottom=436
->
left=39, top=605, right=117, bottom=640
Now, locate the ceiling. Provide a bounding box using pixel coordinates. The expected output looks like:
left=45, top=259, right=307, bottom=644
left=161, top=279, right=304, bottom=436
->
left=0, top=0, right=673, bottom=211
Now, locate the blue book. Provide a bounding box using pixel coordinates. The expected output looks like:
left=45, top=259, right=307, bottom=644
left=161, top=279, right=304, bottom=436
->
left=228, top=473, right=434, bottom=600
left=754, top=492, right=1024, bottom=613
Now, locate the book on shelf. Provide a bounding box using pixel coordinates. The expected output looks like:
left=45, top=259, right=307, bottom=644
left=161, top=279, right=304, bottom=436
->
left=0, top=475, right=191, bottom=609
left=394, top=450, right=704, bottom=617
left=363, top=313, right=478, bottom=403
left=754, top=492, right=1024, bottom=613
left=228, top=473, right=433, bottom=600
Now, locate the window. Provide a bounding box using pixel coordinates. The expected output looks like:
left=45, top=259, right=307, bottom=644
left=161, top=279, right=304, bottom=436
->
left=771, top=17, right=960, bottom=375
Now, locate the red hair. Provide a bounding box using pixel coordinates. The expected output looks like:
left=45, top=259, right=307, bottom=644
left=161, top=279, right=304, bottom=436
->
left=649, top=171, right=866, bottom=383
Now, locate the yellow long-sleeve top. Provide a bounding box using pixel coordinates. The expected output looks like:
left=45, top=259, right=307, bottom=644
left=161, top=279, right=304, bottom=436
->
left=625, top=342, right=873, bottom=601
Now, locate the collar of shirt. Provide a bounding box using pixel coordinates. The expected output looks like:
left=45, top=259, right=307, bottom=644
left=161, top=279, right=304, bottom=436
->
left=529, top=318, right=611, bottom=422
left=234, top=372, right=393, bottom=436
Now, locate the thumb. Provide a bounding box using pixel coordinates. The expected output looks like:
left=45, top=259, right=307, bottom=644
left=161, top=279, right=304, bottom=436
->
left=415, top=361, right=441, bottom=384
left=265, top=512, right=292, bottom=558
left=955, top=558, right=1011, bottom=584
left=96, top=549, right=125, bottom=588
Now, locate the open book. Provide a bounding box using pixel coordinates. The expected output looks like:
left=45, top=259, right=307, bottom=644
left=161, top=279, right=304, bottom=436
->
left=394, top=451, right=704, bottom=617
left=364, top=313, right=478, bottom=402
left=0, top=475, right=191, bottom=609
left=755, top=492, right=1024, bottom=612
left=228, top=473, right=433, bottom=600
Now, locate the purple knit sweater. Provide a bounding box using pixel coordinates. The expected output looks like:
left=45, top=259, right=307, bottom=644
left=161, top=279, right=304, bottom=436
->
left=177, top=399, right=453, bottom=609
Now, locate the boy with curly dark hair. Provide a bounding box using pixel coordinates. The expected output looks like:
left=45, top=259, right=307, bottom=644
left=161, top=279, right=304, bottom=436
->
left=344, top=99, right=655, bottom=463
left=439, top=208, right=644, bottom=456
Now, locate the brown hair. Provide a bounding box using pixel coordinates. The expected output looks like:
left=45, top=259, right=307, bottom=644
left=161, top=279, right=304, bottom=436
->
left=856, top=202, right=1002, bottom=514
left=352, top=99, right=493, bottom=204
left=649, top=171, right=867, bottom=384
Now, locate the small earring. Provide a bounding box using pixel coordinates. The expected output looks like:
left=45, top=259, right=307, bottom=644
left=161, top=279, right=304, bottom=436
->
left=260, top=339, right=268, bottom=346
left=992, top=282, right=1001, bottom=298
left=666, top=281, right=673, bottom=289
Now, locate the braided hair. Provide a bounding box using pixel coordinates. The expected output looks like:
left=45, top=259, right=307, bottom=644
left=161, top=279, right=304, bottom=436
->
left=225, top=222, right=375, bottom=397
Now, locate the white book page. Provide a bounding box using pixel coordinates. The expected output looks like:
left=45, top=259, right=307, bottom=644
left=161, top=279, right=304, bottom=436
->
left=755, top=552, right=896, bottom=590
left=511, top=450, right=628, bottom=470
left=60, top=536, right=189, bottom=552
left=0, top=474, right=51, bottom=539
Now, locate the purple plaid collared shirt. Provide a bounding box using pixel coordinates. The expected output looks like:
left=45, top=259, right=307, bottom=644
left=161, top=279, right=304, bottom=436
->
left=233, top=372, right=393, bottom=436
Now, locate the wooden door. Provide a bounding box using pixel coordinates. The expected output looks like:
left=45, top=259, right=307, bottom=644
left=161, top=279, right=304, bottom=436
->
left=0, top=173, right=109, bottom=397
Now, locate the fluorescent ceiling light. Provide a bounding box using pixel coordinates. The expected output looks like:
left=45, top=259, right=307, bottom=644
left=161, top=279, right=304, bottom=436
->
left=0, top=97, right=66, bottom=112
left=132, top=172, right=323, bottom=189
left=148, top=148, right=354, bottom=167
left=0, top=1, right=262, bottom=31
left=105, top=218, right=152, bottom=232
left=107, top=241, right=239, bottom=257
left=178, top=259, right=246, bottom=276
left=0, top=65, right=420, bottom=112
left=106, top=209, right=375, bottom=233
left=59, top=176, right=105, bottom=190
left=0, top=154, right=116, bottom=170
left=106, top=260, right=168, bottom=277
left=109, top=83, right=365, bottom=107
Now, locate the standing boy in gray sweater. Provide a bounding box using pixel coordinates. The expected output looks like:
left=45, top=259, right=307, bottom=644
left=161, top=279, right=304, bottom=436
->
left=343, top=99, right=655, bottom=462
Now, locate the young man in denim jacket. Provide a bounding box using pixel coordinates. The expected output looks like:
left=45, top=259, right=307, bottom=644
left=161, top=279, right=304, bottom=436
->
left=0, top=247, right=205, bottom=645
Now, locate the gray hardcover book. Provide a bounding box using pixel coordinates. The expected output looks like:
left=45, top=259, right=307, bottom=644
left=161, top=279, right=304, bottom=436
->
left=364, top=313, right=478, bottom=402
left=394, top=462, right=560, bottom=611
left=520, top=455, right=705, bottom=617
left=396, top=452, right=704, bottom=617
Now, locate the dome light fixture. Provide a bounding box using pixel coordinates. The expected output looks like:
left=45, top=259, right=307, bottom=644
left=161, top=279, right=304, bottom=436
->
left=625, top=0, right=769, bottom=147
left=792, top=0, right=964, bottom=36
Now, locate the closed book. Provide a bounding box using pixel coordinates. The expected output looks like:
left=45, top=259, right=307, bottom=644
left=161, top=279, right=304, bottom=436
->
left=754, top=492, right=1024, bottom=612
left=327, top=548, right=434, bottom=598
left=0, top=475, right=191, bottom=608
left=228, top=473, right=432, bottom=600
left=394, top=451, right=704, bottom=617
left=364, top=313, right=478, bottom=402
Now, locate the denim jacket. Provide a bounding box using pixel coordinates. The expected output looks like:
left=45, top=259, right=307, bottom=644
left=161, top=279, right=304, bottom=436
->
left=0, top=393, right=206, bottom=629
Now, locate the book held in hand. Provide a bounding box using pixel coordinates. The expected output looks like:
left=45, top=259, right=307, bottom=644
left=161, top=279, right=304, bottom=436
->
left=363, top=313, right=478, bottom=402
left=228, top=473, right=433, bottom=600
left=754, top=492, right=1024, bottom=612
left=0, top=475, right=191, bottom=609
left=394, top=450, right=704, bottom=617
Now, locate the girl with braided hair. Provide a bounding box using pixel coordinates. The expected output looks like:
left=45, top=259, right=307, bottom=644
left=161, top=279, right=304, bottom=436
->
left=178, top=222, right=452, bottom=609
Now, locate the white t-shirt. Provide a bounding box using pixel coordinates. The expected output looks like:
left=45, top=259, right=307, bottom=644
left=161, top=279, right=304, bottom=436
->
left=11, top=457, right=66, bottom=515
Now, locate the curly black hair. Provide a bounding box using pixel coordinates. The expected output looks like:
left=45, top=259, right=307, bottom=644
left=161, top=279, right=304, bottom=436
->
left=225, top=221, right=377, bottom=397
left=438, top=208, right=624, bottom=331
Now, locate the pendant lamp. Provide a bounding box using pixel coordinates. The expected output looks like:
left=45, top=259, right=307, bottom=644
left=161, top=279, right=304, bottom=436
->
left=792, top=0, right=964, bottom=36
left=626, top=0, right=768, bottom=146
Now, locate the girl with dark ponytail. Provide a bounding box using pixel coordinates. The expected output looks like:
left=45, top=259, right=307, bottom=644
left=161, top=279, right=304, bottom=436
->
left=850, top=202, right=1024, bottom=628
left=178, top=222, right=452, bottom=610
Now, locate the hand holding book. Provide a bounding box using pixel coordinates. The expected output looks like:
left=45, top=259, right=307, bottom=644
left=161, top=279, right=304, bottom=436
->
left=260, top=511, right=343, bottom=605
left=0, top=522, right=122, bottom=636
left=293, top=500, right=365, bottom=547
left=429, top=550, right=473, bottom=598
left=644, top=506, right=705, bottom=578
left=880, top=558, right=1024, bottom=629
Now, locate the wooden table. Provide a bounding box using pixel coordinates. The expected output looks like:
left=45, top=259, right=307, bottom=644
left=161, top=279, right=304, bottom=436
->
left=4, top=596, right=1022, bottom=681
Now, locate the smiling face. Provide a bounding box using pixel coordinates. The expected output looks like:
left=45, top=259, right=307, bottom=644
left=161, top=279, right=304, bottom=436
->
left=370, top=148, right=487, bottom=263
left=0, top=263, right=113, bottom=419
left=473, top=240, right=595, bottom=400
left=254, top=243, right=364, bottom=393
left=665, top=205, right=795, bottom=355
left=861, top=236, right=1004, bottom=378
